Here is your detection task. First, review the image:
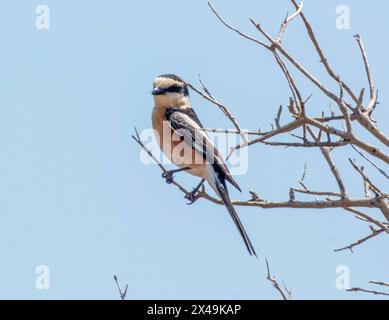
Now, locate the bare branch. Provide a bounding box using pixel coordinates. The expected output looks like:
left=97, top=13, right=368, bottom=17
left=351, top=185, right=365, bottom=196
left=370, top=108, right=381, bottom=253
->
left=354, top=34, right=375, bottom=100
left=199, top=191, right=387, bottom=211
left=228, top=119, right=304, bottom=158
left=344, top=208, right=389, bottom=234
left=290, top=0, right=358, bottom=102
left=187, top=82, right=247, bottom=143
left=305, top=118, right=389, bottom=164
left=261, top=141, right=348, bottom=148
left=337, top=77, right=352, bottom=134
left=132, top=128, right=388, bottom=221
left=199, top=128, right=269, bottom=136
left=131, top=128, right=190, bottom=196
left=300, top=162, right=307, bottom=182
left=369, top=281, right=389, bottom=287
left=354, top=108, right=389, bottom=148
left=265, top=258, right=291, bottom=300
left=334, top=226, right=385, bottom=253
left=250, top=19, right=340, bottom=103
left=276, top=1, right=304, bottom=44
left=273, top=52, right=304, bottom=113
left=348, top=279, right=389, bottom=296
left=307, top=127, right=347, bottom=198
left=207, top=2, right=269, bottom=49
left=347, top=287, right=389, bottom=297
left=351, top=145, right=389, bottom=180
left=349, top=159, right=385, bottom=197
left=291, top=188, right=342, bottom=198
left=113, top=275, right=128, bottom=301
left=275, top=105, right=283, bottom=129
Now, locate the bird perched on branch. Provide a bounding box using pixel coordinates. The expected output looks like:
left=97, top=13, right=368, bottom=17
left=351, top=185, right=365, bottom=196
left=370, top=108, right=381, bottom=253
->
left=151, top=74, right=256, bottom=257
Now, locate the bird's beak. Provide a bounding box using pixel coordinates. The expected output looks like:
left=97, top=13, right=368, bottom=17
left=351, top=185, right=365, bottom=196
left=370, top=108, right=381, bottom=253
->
left=152, top=87, right=166, bottom=96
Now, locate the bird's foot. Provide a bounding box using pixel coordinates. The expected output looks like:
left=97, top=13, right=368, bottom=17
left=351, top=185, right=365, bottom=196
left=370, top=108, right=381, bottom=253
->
left=185, top=180, right=205, bottom=205
left=185, top=189, right=201, bottom=205
left=161, top=167, right=190, bottom=184
left=162, top=171, right=174, bottom=184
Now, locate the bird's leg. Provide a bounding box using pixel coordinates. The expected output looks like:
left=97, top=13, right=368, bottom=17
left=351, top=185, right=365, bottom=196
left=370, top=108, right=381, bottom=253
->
left=185, top=179, right=205, bottom=205
left=162, top=167, right=190, bottom=184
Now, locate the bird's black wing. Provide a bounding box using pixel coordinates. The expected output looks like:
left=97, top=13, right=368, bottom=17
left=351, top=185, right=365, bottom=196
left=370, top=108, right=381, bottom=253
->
left=165, top=108, right=241, bottom=192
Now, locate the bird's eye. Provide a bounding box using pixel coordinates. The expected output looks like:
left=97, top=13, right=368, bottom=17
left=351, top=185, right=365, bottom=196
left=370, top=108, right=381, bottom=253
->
left=166, top=84, right=189, bottom=96
left=167, top=85, right=182, bottom=93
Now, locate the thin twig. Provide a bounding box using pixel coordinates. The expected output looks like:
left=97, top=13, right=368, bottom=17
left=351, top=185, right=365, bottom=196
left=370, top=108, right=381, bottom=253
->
left=354, top=34, right=375, bottom=100
left=265, top=258, right=290, bottom=300
left=349, top=159, right=384, bottom=197
left=307, top=127, right=347, bottom=198
left=113, top=275, right=128, bottom=301
left=276, top=1, right=304, bottom=44
left=227, top=119, right=304, bottom=158
left=207, top=2, right=270, bottom=49
left=290, top=0, right=358, bottom=102
left=344, top=207, right=389, bottom=233
left=199, top=128, right=269, bottom=136
left=291, top=188, right=342, bottom=198
left=334, top=226, right=385, bottom=253
left=187, top=82, right=247, bottom=143
left=262, top=140, right=348, bottom=148
left=351, top=145, right=389, bottom=180
left=249, top=18, right=340, bottom=103
left=131, top=128, right=190, bottom=196
left=369, top=281, right=389, bottom=287
left=347, top=287, right=389, bottom=297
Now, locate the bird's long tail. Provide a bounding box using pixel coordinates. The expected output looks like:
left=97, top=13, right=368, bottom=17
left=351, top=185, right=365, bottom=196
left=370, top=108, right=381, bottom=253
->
left=205, top=165, right=257, bottom=257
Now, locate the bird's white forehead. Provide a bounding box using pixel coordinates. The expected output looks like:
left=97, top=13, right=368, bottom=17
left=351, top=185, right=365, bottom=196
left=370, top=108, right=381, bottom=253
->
left=153, top=77, right=183, bottom=89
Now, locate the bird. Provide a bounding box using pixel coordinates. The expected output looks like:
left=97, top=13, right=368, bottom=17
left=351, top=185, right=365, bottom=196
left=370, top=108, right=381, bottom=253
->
left=151, top=74, right=257, bottom=257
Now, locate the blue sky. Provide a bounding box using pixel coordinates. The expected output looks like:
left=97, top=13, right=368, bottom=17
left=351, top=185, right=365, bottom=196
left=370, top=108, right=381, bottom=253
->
left=0, top=0, right=388, bottom=299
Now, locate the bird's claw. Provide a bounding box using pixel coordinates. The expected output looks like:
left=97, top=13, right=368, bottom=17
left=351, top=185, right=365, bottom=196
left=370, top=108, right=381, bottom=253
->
left=162, top=172, right=173, bottom=184
left=185, top=189, right=200, bottom=205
